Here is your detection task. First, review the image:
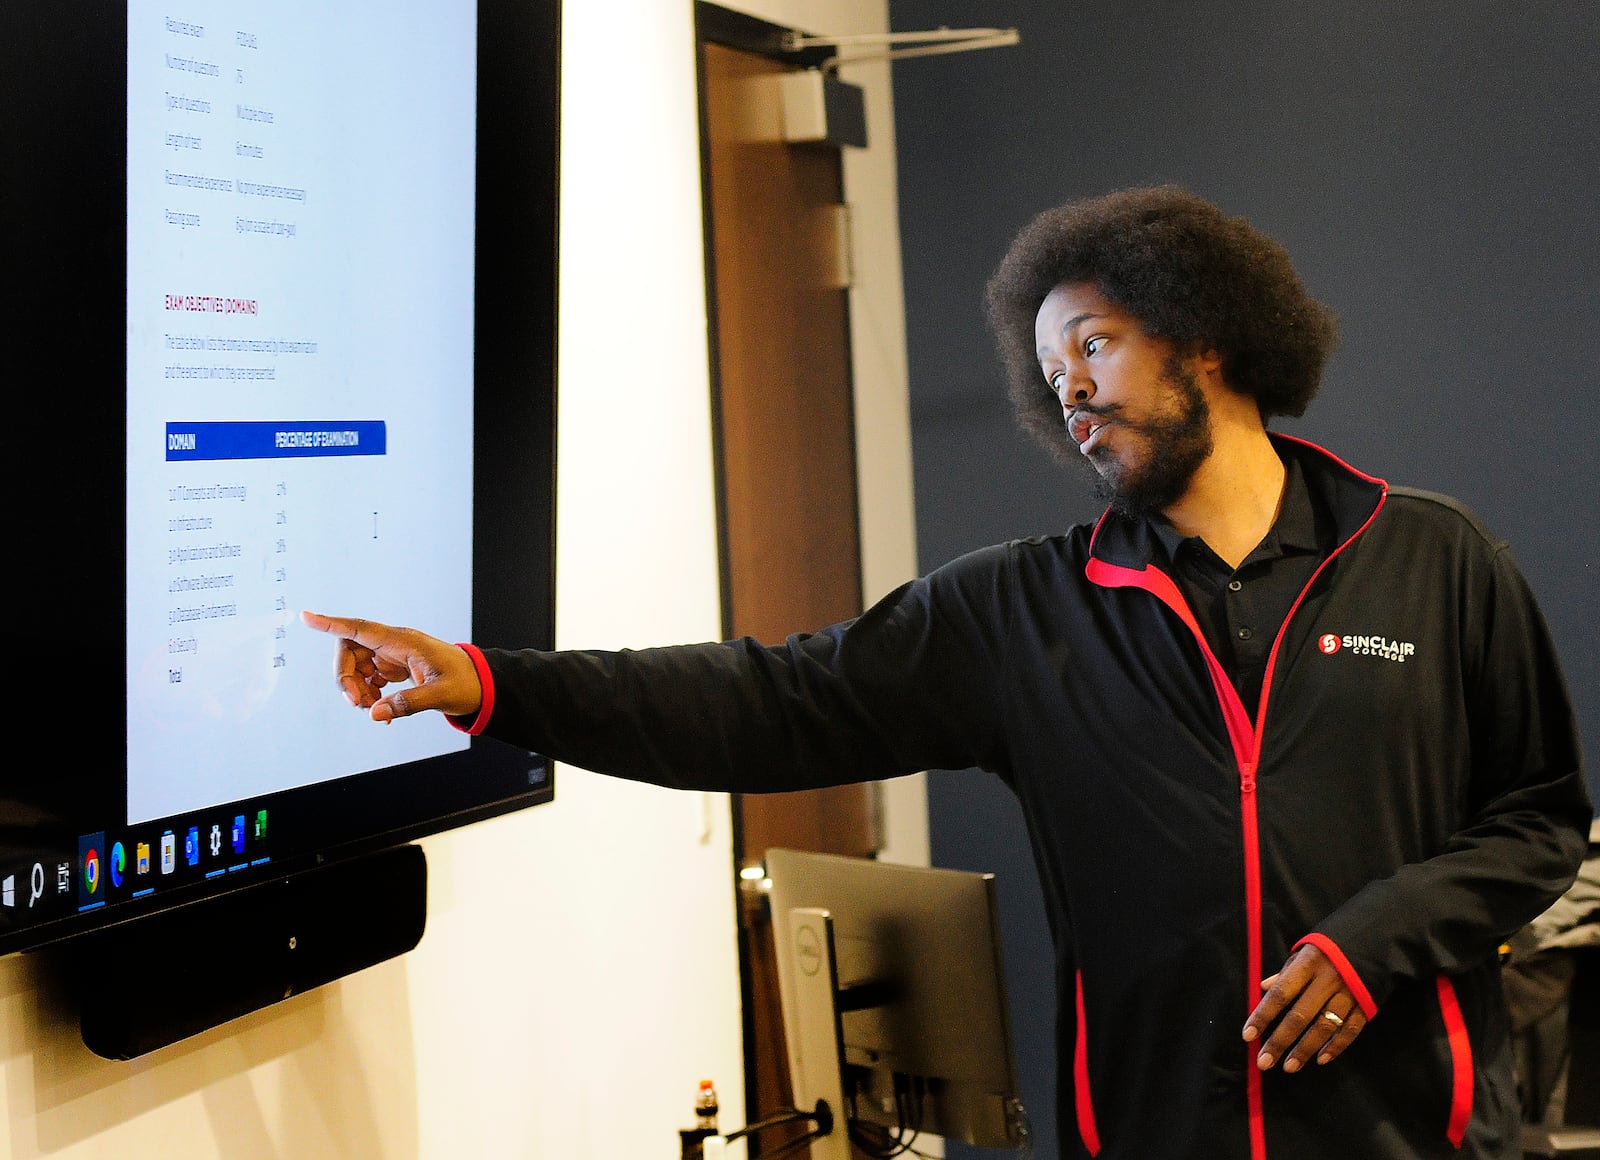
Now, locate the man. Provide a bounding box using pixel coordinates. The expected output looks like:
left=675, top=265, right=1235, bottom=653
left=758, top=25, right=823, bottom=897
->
left=303, top=186, right=1590, bottom=1158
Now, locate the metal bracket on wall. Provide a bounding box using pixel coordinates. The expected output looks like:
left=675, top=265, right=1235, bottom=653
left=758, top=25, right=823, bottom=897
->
left=776, top=70, right=868, bottom=149
left=781, top=26, right=1021, bottom=75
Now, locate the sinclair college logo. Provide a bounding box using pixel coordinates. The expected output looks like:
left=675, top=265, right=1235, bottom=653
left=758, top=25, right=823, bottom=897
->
left=1319, top=630, right=1415, bottom=662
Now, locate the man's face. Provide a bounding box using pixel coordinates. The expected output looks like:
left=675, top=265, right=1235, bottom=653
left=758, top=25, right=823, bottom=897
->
left=1033, top=282, right=1214, bottom=515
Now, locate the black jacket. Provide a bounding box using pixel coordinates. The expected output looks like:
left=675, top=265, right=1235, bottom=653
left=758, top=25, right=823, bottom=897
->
left=462, top=436, right=1591, bottom=1159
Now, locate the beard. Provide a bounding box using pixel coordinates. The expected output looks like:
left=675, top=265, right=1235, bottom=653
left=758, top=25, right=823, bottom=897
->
left=1081, top=357, right=1214, bottom=517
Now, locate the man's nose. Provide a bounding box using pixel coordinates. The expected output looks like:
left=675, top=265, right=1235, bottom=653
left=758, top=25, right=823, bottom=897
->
left=1061, top=372, right=1094, bottom=405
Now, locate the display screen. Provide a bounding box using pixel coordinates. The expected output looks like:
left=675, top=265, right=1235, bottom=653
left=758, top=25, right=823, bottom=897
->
left=0, top=0, right=558, bottom=955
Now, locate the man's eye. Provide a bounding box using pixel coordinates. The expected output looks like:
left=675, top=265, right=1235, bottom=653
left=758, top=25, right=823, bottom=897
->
left=1049, top=371, right=1067, bottom=397
left=1085, top=336, right=1106, bottom=356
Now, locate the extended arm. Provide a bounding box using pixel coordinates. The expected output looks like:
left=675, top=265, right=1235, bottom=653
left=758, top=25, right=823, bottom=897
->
left=302, top=548, right=1015, bottom=795
left=465, top=572, right=1006, bottom=793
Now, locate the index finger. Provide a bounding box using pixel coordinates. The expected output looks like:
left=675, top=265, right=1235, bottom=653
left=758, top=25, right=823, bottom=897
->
left=300, top=610, right=392, bottom=647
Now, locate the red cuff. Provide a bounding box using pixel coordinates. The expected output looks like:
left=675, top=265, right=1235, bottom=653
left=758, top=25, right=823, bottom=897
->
left=447, top=643, right=495, bottom=735
left=1293, top=932, right=1379, bottom=1019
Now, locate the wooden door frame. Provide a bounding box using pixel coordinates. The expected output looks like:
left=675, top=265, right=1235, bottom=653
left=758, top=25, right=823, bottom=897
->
left=693, top=3, right=875, bottom=1145
left=693, top=2, right=847, bottom=644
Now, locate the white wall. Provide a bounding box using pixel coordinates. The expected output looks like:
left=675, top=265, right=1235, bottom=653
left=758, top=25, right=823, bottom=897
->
left=0, top=2, right=917, bottom=1156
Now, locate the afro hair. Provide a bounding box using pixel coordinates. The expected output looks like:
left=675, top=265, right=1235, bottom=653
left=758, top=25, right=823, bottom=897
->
left=984, top=186, right=1338, bottom=463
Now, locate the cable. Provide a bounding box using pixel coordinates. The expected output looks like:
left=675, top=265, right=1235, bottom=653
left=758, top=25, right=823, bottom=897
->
left=730, top=1101, right=833, bottom=1160
left=720, top=1107, right=815, bottom=1143
left=856, top=1073, right=926, bottom=1159
left=849, top=1123, right=919, bottom=1159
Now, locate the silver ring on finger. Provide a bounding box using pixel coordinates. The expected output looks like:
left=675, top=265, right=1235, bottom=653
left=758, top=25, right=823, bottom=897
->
left=1321, top=1010, right=1345, bottom=1028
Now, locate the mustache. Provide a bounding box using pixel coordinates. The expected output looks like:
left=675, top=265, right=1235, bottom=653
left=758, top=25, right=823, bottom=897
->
left=1067, top=401, right=1122, bottom=421
left=1064, top=401, right=1122, bottom=434
left=1068, top=400, right=1120, bottom=419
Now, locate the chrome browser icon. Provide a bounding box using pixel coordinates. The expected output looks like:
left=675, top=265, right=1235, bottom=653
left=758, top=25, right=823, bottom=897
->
left=77, top=832, right=106, bottom=907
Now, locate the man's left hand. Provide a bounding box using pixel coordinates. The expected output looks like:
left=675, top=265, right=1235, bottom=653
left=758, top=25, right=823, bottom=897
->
left=1242, top=944, right=1367, bottom=1073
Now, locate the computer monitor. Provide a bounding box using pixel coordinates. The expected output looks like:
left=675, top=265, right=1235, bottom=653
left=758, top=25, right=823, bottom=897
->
left=765, top=848, right=1028, bottom=1156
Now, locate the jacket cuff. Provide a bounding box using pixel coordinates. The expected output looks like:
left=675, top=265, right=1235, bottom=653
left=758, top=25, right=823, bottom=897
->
left=447, top=643, right=495, bottom=735
left=1293, top=932, right=1379, bottom=1020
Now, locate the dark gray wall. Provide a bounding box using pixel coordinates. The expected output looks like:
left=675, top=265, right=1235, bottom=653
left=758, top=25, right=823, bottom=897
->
left=888, top=3, right=1600, bottom=1154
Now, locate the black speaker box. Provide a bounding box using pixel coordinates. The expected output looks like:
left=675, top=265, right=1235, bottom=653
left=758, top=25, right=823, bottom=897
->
left=72, top=843, right=427, bottom=1059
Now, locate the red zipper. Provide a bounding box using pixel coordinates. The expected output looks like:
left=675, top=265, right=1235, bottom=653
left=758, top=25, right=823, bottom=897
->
left=1085, top=556, right=1269, bottom=1155
left=1082, top=450, right=1387, bottom=1158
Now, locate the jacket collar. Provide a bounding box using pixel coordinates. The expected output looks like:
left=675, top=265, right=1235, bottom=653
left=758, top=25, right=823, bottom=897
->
left=1087, top=434, right=1389, bottom=571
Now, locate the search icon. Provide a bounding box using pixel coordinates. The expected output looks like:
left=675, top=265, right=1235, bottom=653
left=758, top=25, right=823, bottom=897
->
left=29, top=863, right=44, bottom=908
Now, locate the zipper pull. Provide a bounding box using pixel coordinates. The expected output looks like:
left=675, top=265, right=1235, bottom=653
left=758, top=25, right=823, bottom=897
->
left=1240, top=761, right=1258, bottom=793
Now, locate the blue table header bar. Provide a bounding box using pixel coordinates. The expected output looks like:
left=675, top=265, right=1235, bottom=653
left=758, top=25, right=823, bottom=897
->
left=165, top=421, right=387, bottom=461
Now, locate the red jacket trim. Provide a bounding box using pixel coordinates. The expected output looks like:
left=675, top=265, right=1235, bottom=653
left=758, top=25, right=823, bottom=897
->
left=1081, top=436, right=1390, bottom=1160
left=1435, top=975, right=1474, bottom=1147
left=448, top=643, right=495, bottom=735
left=1292, top=933, right=1380, bottom=1020
left=1083, top=554, right=1266, bottom=1156
left=1074, top=969, right=1102, bottom=1155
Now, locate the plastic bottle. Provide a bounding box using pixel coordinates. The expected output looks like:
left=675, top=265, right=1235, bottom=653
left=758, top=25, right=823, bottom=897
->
left=695, top=1079, right=720, bottom=1131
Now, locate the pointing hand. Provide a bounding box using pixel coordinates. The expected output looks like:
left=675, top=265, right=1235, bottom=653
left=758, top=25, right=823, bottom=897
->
left=300, top=610, right=483, bottom=723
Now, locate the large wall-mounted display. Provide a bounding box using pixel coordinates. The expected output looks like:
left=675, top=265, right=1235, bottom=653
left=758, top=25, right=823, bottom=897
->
left=0, top=0, right=559, bottom=964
